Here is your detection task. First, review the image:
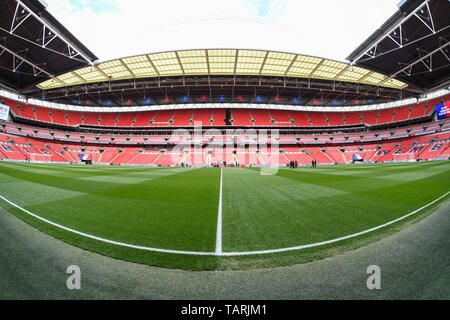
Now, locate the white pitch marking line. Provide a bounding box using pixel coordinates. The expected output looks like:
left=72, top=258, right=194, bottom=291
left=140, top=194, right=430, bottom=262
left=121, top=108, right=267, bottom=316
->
left=215, top=167, right=223, bottom=254
left=0, top=194, right=216, bottom=256
left=220, top=191, right=450, bottom=256
left=0, top=191, right=448, bottom=256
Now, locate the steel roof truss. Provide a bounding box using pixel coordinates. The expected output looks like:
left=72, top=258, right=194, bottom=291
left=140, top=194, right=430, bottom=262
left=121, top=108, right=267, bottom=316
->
left=383, top=41, right=449, bottom=82
left=352, top=0, right=434, bottom=63
left=0, top=42, right=54, bottom=78
left=9, top=0, right=93, bottom=64
left=413, top=1, right=435, bottom=34
left=10, top=2, right=32, bottom=34
left=40, top=25, right=58, bottom=48
left=387, top=25, right=403, bottom=48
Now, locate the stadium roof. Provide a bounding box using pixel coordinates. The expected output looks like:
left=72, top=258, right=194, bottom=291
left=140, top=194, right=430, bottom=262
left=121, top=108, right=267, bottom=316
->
left=1, top=1, right=427, bottom=108
left=0, top=0, right=98, bottom=91
left=36, top=49, right=408, bottom=91
left=347, top=0, right=450, bottom=92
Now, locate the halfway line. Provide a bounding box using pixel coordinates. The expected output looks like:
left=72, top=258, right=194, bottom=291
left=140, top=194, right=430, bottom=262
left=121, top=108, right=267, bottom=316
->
left=0, top=190, right=448, bottom=256
left=215, top=167, right=223, bottom=254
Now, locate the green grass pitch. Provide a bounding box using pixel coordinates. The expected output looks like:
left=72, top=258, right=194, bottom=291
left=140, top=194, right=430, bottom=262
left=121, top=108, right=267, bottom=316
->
left=0, top=160, right=449, bottom=270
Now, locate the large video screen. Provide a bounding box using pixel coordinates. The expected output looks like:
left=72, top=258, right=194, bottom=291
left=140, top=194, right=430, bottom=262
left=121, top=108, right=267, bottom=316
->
left=0, top=103, right=10, bottom=121
left=436, top=101, right=450, bottom=120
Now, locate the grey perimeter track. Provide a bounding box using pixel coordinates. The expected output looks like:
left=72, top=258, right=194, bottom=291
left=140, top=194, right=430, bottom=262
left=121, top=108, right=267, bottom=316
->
left=0, top=200, right=449, bottom=300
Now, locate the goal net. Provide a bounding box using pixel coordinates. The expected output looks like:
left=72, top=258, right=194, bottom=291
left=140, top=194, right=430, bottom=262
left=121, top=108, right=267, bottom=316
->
left=393, top=153, right=416, bottom=163
left=29, top=153, right=52, bottom=163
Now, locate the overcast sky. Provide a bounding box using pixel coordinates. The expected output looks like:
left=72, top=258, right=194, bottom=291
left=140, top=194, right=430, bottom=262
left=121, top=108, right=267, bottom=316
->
left=44, top=0, right=400, bottom=63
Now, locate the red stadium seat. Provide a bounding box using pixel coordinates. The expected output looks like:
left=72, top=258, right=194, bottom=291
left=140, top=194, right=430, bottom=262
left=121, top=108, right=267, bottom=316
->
left=231, top=109, right=252, bottom=126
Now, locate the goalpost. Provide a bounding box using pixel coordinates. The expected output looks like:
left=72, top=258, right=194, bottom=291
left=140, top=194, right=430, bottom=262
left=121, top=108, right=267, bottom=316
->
left=393, top=153, right=416, bottom=163
left=29, top=153, right=52, bottom=163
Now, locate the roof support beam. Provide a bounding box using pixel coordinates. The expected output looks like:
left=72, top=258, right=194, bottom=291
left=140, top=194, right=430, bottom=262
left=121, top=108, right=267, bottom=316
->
left=119, top=59, right=136, bottom=77
left=387, top=24, right=403, bottom=48
left=259, top=51, right=269, bottom=75
left=0, top=25, right=87, bottom=63
left=145, top=55, right=160, bottom=76
left=174, top=52, right=185, bottom=75
left=93, top=65, right=110, bottom=81
left=233, top=50, right=239, bottom=75
left=36, top=50, right=408, bottom=90
left=205, top=49, right=210, bottom=74
left=351, top=0, right=433, bottom=64
left=413, top=1, right=435, bottom=34
left=439, top=47, right=450, bottom=62
left=0, top=42, right=54, bottom=78
left=381, top=41, right=450, bottom=84
left=70, top=72, right=87, bottom=84
left=9, top=0, right=94, bottom=65
left=309, top=58, right=325, bottom=78
left=333, top=65, right=352, bottom=81
left=284, top=55, right=297, bottom=76
left=41, top=25, right=58, bottom=48
left=358, top=71, right=376, bottom=83
left=10, top=2, right=32, bottom=34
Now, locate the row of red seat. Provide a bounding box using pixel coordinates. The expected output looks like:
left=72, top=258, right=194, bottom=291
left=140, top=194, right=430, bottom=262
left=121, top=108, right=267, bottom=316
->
left=1, top=130, right=449, bottom=166
left=2, top=95, right=447, bottom=128
left=2, top=116, right=448, bottom=146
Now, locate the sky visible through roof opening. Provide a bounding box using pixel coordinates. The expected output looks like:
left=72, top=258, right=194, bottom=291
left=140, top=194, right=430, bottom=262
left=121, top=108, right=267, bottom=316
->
left=46, top=0, right=400, bottom=63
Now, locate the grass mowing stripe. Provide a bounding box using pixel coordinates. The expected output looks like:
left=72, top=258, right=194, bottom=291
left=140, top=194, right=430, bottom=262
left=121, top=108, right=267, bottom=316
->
left=0, top=180, right=85, bottom=206
left=0, top=163, right=219, bottom=252
left=0, top=161, right=448, bottom=270
left=219, top=191, right=450, bottom=256
left=28, top=168, right=218, bottom=252
left=222, top=162, right=449, bottom=251
left=76, top=175, right=149, bottom=184
left=1, top=190, right=447, bottom=256
left=0, top=194, right=216, bottom=256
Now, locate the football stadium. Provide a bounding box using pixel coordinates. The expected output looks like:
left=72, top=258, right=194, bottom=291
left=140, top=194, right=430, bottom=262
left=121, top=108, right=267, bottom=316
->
left=0, top=0, right=449, bottom=302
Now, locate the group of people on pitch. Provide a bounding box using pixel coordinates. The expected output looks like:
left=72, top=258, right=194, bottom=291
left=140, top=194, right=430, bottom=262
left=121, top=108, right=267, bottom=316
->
left=311, top=160, right=317, bottom=168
